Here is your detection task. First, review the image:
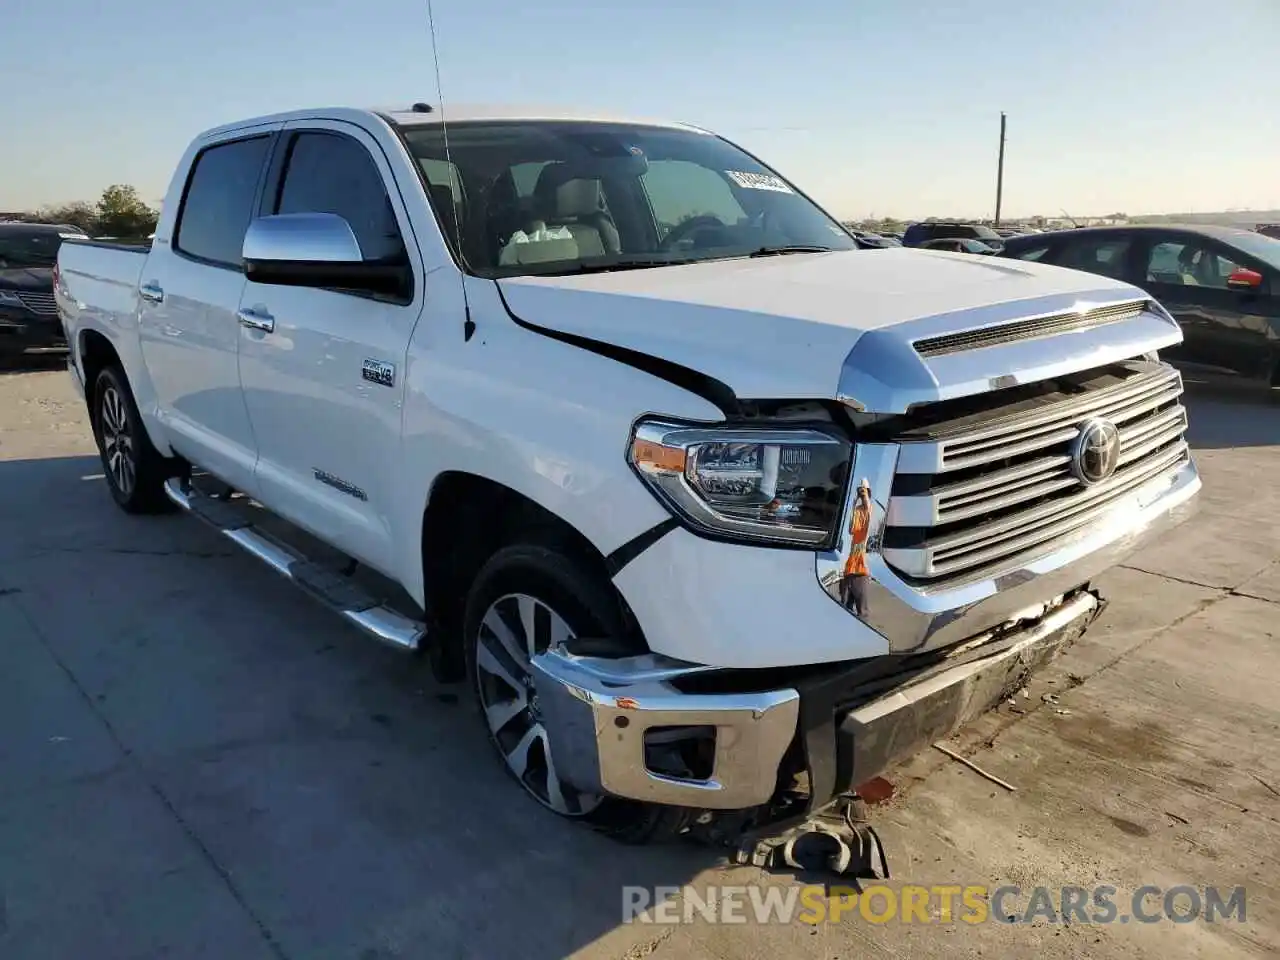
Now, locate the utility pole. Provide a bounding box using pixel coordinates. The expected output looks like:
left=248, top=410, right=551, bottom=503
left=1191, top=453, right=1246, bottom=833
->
left=994, top=111, right=1007, bottom=227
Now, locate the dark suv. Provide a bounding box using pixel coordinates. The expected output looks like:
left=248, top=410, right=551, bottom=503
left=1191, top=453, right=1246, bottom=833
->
left=0, top=222, right=86, bottom=352
left=902, top=221, right=1005, bottom=250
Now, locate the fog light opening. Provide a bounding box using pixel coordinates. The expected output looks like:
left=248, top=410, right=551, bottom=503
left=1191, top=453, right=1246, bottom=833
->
left=643, top=725, right=716, bottom=781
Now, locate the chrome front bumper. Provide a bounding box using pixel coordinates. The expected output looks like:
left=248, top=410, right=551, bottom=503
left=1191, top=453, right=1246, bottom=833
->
left=529, top=651, right=799, bottom=810
left=531, top=590, right=1104, bottom=812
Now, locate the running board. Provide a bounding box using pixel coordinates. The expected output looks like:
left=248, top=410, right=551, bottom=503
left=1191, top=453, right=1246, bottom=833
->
left=163, top=478, right=426, bottom=651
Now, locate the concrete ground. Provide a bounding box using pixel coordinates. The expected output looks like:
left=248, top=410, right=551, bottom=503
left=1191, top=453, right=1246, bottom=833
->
left=0, top=357, right=1276, bottom=960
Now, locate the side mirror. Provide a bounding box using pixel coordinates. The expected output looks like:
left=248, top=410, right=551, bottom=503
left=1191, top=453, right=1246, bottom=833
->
left=242, top=213, right=409, bottom=297
left=1226, top=267, right=1263, bottom=290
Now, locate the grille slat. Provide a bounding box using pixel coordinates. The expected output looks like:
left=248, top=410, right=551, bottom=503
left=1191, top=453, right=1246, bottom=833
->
left=938, top=455, right=1072, bottom=507
left=15, top=291, right=57, bottom=316
left=936, top=370, right=1182, bottom=472
left=927, top=443, right=1188, bottom=562
left=882, top=360, right=1191, bottom=582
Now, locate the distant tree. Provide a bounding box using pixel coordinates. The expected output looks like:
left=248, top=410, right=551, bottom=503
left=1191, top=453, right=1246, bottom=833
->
left=94, top=184, right=158, bottom=238
left=34, top=200, right=97, bottom=233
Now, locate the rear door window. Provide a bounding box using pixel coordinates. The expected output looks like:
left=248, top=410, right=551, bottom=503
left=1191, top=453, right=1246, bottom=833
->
left=1058, top=236, right=1132, bottom=280
left=1010, top=243, right=1051, bottom=261
left=174, top=136, right=272, bottom=267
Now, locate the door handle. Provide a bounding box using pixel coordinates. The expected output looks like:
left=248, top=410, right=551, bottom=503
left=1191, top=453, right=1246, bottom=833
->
left=237, top=308, right=275, bottom=333
left=139, top=282, right=165, bottom=304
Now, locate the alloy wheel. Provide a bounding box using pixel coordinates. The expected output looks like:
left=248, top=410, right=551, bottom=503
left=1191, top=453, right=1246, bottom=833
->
left=99, top=384, right=136, bottom=498
left=474, top=592, right=602, bottom=816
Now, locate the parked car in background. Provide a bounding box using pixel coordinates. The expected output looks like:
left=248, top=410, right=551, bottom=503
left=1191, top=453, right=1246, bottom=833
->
left=1000, top=224, right=1280, bottom=387
left=919, top=237, right=999, bottom=255
left=0, top=221, right=88, bottom=352
left=849, top=229, right=900, bottom=248
left=903, top=220, right=1005, bottom=251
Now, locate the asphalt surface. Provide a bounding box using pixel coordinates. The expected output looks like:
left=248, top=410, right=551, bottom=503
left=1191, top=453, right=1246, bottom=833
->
left=0, top=357, right=1277, bottom=959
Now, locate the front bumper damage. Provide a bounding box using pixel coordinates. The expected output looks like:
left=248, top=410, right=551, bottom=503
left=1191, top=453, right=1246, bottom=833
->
left=533, top=588, right=1102, bottom=816
left=530, top=449, right=1198, bottom=817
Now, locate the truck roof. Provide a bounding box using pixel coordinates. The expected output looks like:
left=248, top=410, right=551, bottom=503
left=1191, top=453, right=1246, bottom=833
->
left=199, top=104, right=707, bottom=142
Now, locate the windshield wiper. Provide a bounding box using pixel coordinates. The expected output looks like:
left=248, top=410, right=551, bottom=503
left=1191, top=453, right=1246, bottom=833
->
left=747, top=245, right=835, bottom=258
left=531, top=259, right=685, bottom=276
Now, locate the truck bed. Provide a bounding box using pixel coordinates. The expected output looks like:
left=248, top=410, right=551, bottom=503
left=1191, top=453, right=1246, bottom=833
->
left=57, top=239, right=151, bottom=340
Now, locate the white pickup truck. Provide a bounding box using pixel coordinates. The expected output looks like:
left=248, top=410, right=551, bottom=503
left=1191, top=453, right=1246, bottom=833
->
left=56, top=104, right=1200, bottom=843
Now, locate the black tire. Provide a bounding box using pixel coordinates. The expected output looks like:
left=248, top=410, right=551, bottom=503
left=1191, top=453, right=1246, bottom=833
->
left=90, top=365, right=178, bottom=514
left=462, top=542, right=693, bottom=845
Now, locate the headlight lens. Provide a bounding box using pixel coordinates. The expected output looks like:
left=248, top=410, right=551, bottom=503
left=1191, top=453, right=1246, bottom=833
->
left=629, top=418, right=851, bottom=547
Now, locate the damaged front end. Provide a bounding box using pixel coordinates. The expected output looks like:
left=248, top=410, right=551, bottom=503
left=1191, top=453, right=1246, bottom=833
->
left=530, top=585, right=1105, bottom=836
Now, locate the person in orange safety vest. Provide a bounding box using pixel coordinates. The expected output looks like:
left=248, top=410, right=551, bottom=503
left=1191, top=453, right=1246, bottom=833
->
left=840, top=478, right=873, bottom=615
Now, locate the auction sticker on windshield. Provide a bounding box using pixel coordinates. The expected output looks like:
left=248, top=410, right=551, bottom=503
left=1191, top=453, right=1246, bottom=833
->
left=726, top=171, right=794, bottom=193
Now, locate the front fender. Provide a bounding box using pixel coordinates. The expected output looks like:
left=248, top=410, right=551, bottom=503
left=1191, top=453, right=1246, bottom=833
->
left=392, top=286, right=723, bottom=606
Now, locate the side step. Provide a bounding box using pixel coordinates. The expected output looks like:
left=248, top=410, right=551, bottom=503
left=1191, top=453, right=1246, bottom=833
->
left=163, top=478, right=426, bottom=651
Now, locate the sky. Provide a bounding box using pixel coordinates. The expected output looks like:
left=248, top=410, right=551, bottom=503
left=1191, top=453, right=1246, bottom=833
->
left=2, top=0, right=1278, bottom=220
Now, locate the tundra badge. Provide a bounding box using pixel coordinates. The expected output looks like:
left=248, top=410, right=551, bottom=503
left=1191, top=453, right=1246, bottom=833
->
left=362, top=358, right=395, bottom=388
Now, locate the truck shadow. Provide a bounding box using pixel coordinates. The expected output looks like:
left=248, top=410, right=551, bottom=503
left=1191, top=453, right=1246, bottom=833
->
left=0, top=454, right=723, bottom=960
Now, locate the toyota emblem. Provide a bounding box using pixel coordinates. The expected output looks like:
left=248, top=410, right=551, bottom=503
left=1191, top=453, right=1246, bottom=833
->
left=1070, top=418, right=1122, bottom=484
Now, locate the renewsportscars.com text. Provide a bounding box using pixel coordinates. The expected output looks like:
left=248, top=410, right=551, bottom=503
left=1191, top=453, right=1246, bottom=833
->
left=622, top=884, right=1247, bottom=926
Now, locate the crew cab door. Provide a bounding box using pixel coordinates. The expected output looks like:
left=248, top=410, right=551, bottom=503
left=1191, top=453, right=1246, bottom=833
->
left=138, top=128, right=278, bottom=493
left=1136, top=233, right=1280, bottom=381
left=235, top=121, right=424, bottom=574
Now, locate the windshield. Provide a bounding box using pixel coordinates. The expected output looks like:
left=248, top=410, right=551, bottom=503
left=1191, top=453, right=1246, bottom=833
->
left=1228, top=231, right=1280, bottom=271
left=0, top=228, right=79, bottom=269
left=972, top=226, right=1002, bottom=241
left=399, top=121, right=857, bottom=277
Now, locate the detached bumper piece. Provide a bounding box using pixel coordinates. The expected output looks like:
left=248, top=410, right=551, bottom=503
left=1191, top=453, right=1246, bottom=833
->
left=786, top=589, right=1100, bottom=823
left=533, top=590, right=1101, bottom=816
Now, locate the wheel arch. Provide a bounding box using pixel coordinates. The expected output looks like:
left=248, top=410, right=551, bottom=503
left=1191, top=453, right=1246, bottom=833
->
left=419, top=470, right=650, bottom=680
left=77, top=328, right=120, bottom=407
left=76, top=325, right=175, bottom=457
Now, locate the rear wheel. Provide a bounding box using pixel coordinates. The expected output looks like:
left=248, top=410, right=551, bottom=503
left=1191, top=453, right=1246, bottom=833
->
left=91, top=365, right=177, bottom=514
left=463, top=543, right=693, bottom=844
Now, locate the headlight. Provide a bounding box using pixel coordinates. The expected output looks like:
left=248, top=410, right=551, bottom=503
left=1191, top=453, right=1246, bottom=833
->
left=628, top=418, right=851, bottom=547
left=0, top=290, right=24, bottom=307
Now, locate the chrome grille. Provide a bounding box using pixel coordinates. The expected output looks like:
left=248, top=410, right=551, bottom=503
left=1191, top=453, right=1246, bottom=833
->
left=882, top=362, right=1190, bottom=582
left=15, top=291, right=57, bottom=315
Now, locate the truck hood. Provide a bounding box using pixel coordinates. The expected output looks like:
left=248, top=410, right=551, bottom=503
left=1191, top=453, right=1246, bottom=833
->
left=496, top=249, right=1183, bottom=412
left=0, top=267, right=53, bottom=291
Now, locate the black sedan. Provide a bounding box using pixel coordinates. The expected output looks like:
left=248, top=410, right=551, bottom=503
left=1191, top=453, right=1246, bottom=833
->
left=920, top=237, right=1000, bottom=255
left=0, top=222, right=87, bottom=353
left=1000, top=224, right=1280, bottom=387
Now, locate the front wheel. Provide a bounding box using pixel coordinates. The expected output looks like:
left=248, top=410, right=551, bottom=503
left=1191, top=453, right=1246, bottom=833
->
left=91, top=365, right=177, bottom=514
left=462, top=543, right=693, bottom=844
